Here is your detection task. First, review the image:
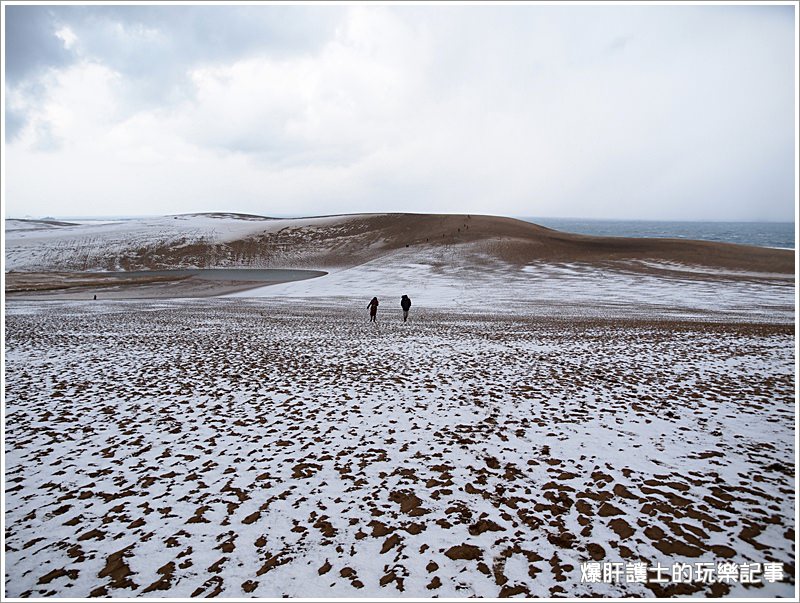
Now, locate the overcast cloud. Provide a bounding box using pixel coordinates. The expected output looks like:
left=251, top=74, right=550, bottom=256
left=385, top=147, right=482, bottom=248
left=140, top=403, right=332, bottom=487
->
left=2, top=3, right=796, bottom=220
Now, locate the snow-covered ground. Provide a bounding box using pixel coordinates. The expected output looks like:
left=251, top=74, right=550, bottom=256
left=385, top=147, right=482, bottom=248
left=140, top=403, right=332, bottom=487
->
left=230, top=248, right=794, bottom=324
left=4, top=214, right=374, bottom=272
left=4, top=213, right=796, bottom=597
left=4, top=297, right=795, bottom=598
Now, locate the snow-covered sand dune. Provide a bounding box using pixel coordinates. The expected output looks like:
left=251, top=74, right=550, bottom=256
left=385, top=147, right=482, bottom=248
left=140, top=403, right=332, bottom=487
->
left=4, top=214, right=375, bottom=272
left=4, top=212, right=795, bottom=597
left=230, top=248, right=794, bottom=324
left=4, top=212, right=794, bottom=275
left=4, top=299, right=794, bottom=598
left=5, top=213, right=794, bottom=325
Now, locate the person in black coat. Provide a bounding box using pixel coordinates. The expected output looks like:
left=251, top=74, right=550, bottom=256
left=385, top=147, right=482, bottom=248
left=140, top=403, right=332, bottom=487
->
left=367, top=297, right=379, bottom=322
left=400, top=295, right=412, bottom=322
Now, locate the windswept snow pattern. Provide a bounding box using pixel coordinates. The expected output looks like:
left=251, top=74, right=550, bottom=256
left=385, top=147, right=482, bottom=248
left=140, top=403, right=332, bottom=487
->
left=4, top=299, right=795, bottom=598
left=232, top=250, right=794, bottom=324
left=4, top=214, right=374, bottom=272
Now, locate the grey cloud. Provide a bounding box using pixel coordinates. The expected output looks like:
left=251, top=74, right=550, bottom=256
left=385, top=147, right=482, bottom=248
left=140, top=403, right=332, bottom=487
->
left=62, top=5, right=342, bottom=80
left=4, top=6, right=75, bottom=83
left=4, top=75, right=54, bottom=143
left=4, top=106, right=27, bottom=141
left=4, top=5, right=345, bottom=138
left=3, top=4, right=796, bottom=221
left=9, top=5, right=343, bottom=77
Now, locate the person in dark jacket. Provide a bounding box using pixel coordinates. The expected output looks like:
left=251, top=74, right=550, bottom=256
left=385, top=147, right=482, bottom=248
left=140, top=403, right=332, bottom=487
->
left=367, top=297, right=379, bottom=322
left=400, top=295, right=411, bottom=322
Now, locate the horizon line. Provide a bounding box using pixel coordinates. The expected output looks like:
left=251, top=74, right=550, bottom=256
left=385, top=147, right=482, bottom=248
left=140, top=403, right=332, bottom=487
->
left=3, top=212, right=796, bottom=225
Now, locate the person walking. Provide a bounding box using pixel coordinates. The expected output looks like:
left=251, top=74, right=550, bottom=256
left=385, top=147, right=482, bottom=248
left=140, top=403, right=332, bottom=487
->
left=400, top=295, right=412, bottom=322
left=367, top=297, right=379, bottom=322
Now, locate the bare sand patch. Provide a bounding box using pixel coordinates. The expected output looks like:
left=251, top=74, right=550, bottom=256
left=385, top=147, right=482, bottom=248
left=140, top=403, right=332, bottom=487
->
left=4, top=269, right=326, bottom=300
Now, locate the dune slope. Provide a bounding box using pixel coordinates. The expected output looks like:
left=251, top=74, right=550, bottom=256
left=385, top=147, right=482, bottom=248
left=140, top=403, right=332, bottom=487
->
left=4, top=213, right=794, bottom=274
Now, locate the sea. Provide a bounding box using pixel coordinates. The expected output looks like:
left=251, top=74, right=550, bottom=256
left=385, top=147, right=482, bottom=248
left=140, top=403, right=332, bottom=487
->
left=519, top=218, right=796, bottom=250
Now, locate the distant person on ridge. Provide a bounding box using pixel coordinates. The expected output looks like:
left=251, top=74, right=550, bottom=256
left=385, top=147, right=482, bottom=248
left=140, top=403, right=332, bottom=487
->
left=367, top=297, right=379, bottom=322
left=400, top=295, right=412, bottom=322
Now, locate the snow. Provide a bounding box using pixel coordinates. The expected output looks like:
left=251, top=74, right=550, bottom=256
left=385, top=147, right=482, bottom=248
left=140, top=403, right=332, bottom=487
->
left=4, top=214, right=378, bottom=272
left=625, top=259, right=793, bottom=280
left=229, top=250, right=795, bottom=324
left=3, top=298, right=795, bottom=598
left=3, top=213, right=796, bottom=597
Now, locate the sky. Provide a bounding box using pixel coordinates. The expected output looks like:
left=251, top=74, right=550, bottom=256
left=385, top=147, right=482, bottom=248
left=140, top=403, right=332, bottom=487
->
left=2, top=2, right=797, bottom=221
